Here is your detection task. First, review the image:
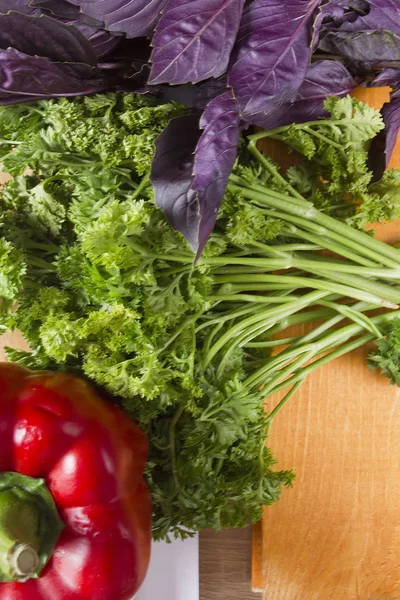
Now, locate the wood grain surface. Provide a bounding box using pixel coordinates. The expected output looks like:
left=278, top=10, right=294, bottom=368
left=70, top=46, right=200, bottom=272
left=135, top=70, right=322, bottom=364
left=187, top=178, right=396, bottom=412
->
left=200, top=528, right=259, bottom=599
left=253, top=87, right=400, bottom=600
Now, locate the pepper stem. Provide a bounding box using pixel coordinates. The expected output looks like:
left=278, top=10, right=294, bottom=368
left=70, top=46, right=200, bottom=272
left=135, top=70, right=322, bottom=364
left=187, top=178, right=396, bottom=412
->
left=9, top=544, right=39, bottom=578
left=0, top=473, right=64, bottom=582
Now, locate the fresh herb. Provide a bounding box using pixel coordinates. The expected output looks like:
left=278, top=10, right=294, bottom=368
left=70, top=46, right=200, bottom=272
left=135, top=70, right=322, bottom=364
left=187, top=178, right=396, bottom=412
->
left=1, top=93, right=400, bottom=539
left=1, top=1, right=400, bottom=252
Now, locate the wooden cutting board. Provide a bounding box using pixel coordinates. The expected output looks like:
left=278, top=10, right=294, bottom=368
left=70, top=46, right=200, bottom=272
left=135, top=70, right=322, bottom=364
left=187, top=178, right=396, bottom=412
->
left=252, top=88, right=400, bottom=599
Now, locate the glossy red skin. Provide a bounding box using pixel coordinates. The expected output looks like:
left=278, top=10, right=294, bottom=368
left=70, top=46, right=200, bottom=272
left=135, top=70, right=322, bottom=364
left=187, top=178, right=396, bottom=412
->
left=0, top=363, right=152, bottom=600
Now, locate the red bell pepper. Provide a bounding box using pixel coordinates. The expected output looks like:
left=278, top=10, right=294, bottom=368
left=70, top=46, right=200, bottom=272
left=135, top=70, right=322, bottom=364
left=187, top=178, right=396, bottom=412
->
left=0, top=362, right=151, bottom=600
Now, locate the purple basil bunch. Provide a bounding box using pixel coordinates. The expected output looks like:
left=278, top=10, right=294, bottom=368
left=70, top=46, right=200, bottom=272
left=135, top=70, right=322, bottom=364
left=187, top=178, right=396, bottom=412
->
left=0, top=0, right=399, bottom=253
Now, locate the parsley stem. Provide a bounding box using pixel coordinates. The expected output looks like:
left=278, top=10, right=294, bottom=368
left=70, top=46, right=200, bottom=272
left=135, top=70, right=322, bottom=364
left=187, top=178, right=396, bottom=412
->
left=245, top=336, right=300, bottom=348
left=247, top=241, right=322, bottom=254
left=263, top=350, right=316, bottom=395
left=318, top=300, right=383, bottom=338
left=169, top=404, right=185, bottom=490
left=206, top=255, right=400, bottom=281
left=302, top=125, right=346, bottom=155
left=310, top=267, right=400, bottom=305
left=206, top=294, right=300, bottom=304
left=0, top=139, right=23, bottom=145
left=197, top=304, right=259, bottom=331
left=257, top=309, right=400, bottom=399
left=26, top=257, right=55, bottom=271
left=265, top=333, right=375, bottom=398
left=266, top=377, right=307, bottom=427
left=288, top=302, right=371, bottom=347
left=267, top=307, right=339, bottom=332
left=213, top=273, right=396, bottom=307
left=229, top=173, right=310, bottom=209
left=248, top=118, right=384, bottom=143
left=205, top=290, right=329, bottom=368
left=131, top=172, right=150, bottom=200
left=262, top=209, right=399, bottom=267
left=229, top=183, right=400, bottom=267
left=280, top=226, right=379, bottom=267
left=247, top=140, right=306, bottom=202
left=251, top=303, right=381, bottom=390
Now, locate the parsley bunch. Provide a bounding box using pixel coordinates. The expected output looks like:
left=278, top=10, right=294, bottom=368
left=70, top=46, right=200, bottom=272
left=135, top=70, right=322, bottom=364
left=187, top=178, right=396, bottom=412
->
left=1, top=94, right=400, bottom=539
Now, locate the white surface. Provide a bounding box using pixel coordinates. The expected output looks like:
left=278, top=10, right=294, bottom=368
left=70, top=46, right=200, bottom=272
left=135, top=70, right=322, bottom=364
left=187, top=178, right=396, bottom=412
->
left=136, top=535, right=199, bottom=600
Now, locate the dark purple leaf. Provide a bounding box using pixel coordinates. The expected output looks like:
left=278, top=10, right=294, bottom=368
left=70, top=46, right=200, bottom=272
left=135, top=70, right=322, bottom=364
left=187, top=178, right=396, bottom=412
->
left=156, top=84, right=200, bottom=108
left=382, top=89, right=400, bottom=167
left=371, top=68, right=400, bottom=87
left=29, top=0, right=84, bottom=19
left=312, top=0, right=357, bottom=50
left=312, top=0, right=398, bottom=53
left=0, top=48, right=105, bottom=104
left=194, top=77, right=229, bottom=110
left=229, top=0, right=322, bottom=119
left=75, top=24, right=121, bottom=58
left=149, top=0, right=245, bottom=85
left=105, top=36, right=152, bottom=62
left=151, top=91, right=240, bottom=253
left=249, top=60, right=356, bottom=129
left=367, top=88, right=400, bottom=178
left=67, top=0, right=166, bottom=38
left=193, top=91, right=240, bottom=256
left=101, top=39, right=152, bottom=87
left=30, top=0, right=79, bottom=17
left=154, top=78, right=231, bottom=112
left=0, top=12, right=97, bottom=66
left=0, top=0, right=38, bottom=14
left=336, top=0, right=400, bottom=35
left=29, top=0, right=106, bottom=28
left=318, top=30, right=400, bottom=65
left=347, top=0, right=370, bottom=13
left=151, top=114, right=201, bottom=250
left=320, top=0, right=370, bottom=22
left=316, top=0, right=400, bottom=39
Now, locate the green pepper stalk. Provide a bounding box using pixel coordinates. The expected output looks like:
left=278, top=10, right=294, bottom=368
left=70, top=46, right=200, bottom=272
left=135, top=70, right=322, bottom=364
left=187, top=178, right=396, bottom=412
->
left=0, top=473, right=64, bottom=582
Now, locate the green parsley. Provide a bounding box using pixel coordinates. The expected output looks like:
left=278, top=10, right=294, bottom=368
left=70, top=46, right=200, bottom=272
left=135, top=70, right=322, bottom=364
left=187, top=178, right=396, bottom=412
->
left=1, top=94, right=400, bottom=539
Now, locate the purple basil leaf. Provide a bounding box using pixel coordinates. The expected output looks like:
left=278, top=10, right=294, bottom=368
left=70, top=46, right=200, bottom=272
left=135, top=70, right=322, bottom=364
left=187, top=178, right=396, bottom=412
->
left=320, top=0, right=370, bottom=23
left=67, top=0, right=166, bottom=38
left=312, top=0, right=390, bottom=52
left=157, top=84, right=200, bottom=108
left=155, top=78, right=231, bottom=112
left=229, top=0, right=322, bottom=119
left=317, top=0, right=400, bottom=36
left=30, top=0, right=80, bottom=17
left=371, top=68, right=400, bottom=87
left=194, top=77, right=229, bottom=110
left=75, top=24, right=121, bottom=58
left=193, top=91, right=240, bottom=256
left=106, top=36, right=152, bottom=62
left=0, top=1, right=38, bottom=13
left=29, top=0, right=85, bottom=19
left=151, top=91, right=240, bottom=254
left=336, top=0, right=400, bottom=35
left=382, top=89, right=400, bottom=167
left=0, top=48, right=105, bottom=104
left=249, top=60, right=356, bottom=129
left=149, top=0, right=245, bottom=85
left=367, top=88, right=400, bottom=178
left=0, top=12, right=97, bottom=66
left=318, top=29, right=400, bottom=65
left=102, top=39, right=152, bottom=87
left=312, top=0, right=351, bottom=51
left=151, top=114, right=201, bottom=250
